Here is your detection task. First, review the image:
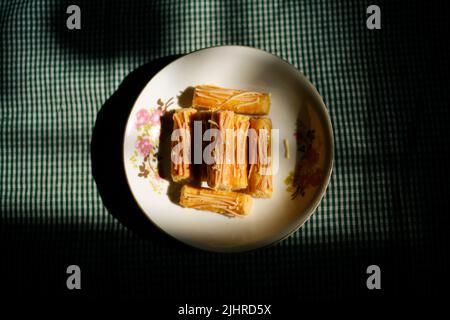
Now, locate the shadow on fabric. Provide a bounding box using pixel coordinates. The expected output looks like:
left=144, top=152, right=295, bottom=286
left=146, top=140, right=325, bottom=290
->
left=90, top=55, right=195, bottom=251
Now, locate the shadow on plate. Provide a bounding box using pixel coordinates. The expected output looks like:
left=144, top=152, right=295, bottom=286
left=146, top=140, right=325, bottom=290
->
left=155, top=87, right=200, bottom=205
left=91, top=55, right=196, bottom=251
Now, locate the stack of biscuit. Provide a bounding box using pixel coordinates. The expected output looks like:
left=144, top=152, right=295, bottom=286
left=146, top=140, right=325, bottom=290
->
left=171, top=85, right=273, bottom=217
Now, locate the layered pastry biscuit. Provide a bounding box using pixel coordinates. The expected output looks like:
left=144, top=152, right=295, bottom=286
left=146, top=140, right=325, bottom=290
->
left=247, top=118, right=273, bottom=198
left=206, top=110, right=235, bottom=191
left=171, top=108, right=197, bottom=182
left=231, top=114, right=250, bottom=190
left=192, top=85, right=270, bottom=115
left=179, top=185, right=253, bottom=217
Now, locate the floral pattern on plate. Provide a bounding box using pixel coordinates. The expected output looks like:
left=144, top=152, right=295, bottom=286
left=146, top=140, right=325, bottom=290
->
left=285, top=121, right=324, bottom=199
left=129, top=97, right=174, bottom=193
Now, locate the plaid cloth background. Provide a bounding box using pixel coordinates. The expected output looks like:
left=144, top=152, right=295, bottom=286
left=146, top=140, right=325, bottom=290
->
left=1, top=0, right=449, bottom=299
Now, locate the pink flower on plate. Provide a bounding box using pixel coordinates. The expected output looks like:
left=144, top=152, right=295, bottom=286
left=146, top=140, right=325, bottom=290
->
left=149, top=108, right=164, bottom=126
left=136, top=138, right=152, bottom=157
left=135, top=109, right=151, bottom=128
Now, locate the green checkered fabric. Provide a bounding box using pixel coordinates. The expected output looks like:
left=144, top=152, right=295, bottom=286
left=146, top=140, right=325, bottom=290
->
left=1, top=0, right=448, bottom=299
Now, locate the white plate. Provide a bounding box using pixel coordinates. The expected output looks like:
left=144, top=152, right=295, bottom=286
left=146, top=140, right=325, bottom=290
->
left=123, top=46, right=334, bottom=252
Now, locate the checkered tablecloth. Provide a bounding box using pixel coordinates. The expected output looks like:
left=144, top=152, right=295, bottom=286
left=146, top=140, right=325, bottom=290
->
left=1, top=0, right=448, bottom=299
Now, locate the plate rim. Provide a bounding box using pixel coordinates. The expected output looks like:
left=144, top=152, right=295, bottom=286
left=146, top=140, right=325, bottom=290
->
left=122, top=45, right=334, bottom=252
